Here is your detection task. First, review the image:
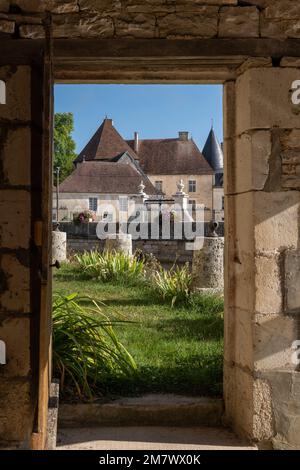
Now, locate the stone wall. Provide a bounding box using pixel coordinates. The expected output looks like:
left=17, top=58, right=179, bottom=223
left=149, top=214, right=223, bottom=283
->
left=0, top=65, right=38, bottom=448
left=223, top=65, right=300, bottom=448
left=0, top=0, right=300, bottom=451
left=0, top=1, right=299, bottom=40
left=67, top=237, right=194, bottom=267
left=57, top=221, right=225, bottom=266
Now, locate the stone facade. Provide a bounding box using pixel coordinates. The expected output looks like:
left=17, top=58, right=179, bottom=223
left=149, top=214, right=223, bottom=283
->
left=0, top=1, right=298, bottom=40
left=147, top=174, right=213, bottom=221
left=0, top=0, right=300, bottom=451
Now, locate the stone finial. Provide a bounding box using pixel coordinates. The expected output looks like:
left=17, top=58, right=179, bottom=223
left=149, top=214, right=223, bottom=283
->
left=138, top=180, right=146, bottom=196
left=209, top=220, right=219, bottom=237
left=176, top=179, right=186, bottom=195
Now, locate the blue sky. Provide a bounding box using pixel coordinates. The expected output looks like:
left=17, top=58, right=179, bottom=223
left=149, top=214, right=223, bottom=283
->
left=54, top=84, right=223, bottom=154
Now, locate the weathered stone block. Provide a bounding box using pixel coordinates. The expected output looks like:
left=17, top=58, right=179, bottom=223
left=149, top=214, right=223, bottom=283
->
left=175, top=0, right=237, bottom=4
left=236, top=68, right=300, bottom=134
left=281, top=57, right=300, bottom=68
left=229, top=192, right=254, bottom=254
left=79, top=0, right=121, bottom=14
left=254, top=191, right=300, bottom=252
left=280, top=129, right=300, bottom=150
left=116, top=13, right=156, bottom=38
left=219, top=6, right=259, bottom=38
left=233, top=307, right=253, bottom=369
left=236, top=57, right=272, bottom=77
left=227, top=367, right=254, bottom=438
left=0, top=190, right=31, bottom=249
left=235, top=131, right=271, bottom=193
left=19, top=24, right=45, bottom=38
left=285, top=249, right=300, bottom=313
left=0, top=254, right=30, bottom=312
left=261, top=17, right=300, bottom=40
left=52, top=13, right=114, bottom=38
left=0, top=127, right=31, bottom=185
left=264, top=1, right=300, bottom=19
left=0, top=317, right=31, bottom=376
left=0, top=19, right=14, bottom=34
left=254, top=314, right=296, bottom=370
left=11, top=0, right=78, bottom=13
left=0, top=378, right=32, bottom=445
left=0, top=66, right=31, bottom=122
left=255, top=254, right=282, bottom=315
left=233, top=252, right=255, bottom=312
left=253, top=378, right=274, bottom=441
left=157, top=8, right=218, bottom=38
left=266, top=371, right=300, bottom=449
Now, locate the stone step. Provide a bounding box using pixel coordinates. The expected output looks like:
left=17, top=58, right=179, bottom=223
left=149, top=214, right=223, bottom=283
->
left=59, top=394, right=223, bottom=428
left=57, top=426, right=256, bottom=450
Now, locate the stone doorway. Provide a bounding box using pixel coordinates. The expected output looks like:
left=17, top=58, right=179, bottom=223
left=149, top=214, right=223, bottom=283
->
left=1, top=38, right=300, bottom=450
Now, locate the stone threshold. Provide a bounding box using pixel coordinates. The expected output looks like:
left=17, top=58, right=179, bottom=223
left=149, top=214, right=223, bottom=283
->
left=58, top=394, right=224, bottom=428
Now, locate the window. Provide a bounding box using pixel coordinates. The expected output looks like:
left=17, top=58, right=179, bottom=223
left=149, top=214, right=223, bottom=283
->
left=119, top=197, right=128, bottom=212
left=155, top=181, right=163, bottom=191
left=222, top=196, right=224, bottom=210
left=89, top=197, right=98, bottom=212
left=188, top=180, right=196, bottom=192
left=103, top=212, right=113, bottom=221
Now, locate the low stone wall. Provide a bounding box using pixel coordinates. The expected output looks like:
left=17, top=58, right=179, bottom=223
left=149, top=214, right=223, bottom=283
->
left=67, top=237, right=193, bottom=266
left=58, top=221, right=224, bottom=238
left=59, top=221, right=224, bottom=266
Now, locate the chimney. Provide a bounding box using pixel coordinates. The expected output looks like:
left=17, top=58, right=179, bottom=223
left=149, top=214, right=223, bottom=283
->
left=105, top=118, right=113, bottom=126
left=178, top=131, right=189, bottom=141
left=134, top=131, right=139, bottom=153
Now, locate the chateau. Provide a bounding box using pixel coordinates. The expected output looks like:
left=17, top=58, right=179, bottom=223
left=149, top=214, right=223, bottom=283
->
left=56, top=118, right=224, bottom=222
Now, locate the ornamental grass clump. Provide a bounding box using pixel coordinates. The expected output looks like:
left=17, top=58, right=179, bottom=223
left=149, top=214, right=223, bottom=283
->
left=74, top=250, right=145, bottom=285
left=52, top=293, right=136, bottom=398
left=152, top=263, right=192, bottom=306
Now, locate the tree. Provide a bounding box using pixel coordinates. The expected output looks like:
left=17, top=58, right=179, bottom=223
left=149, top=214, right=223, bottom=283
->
left=53, top=112, right=77, bottom=182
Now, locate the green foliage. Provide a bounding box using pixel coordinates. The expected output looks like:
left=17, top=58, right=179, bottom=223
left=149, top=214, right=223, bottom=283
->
left=188, top=292, right=224, bottom=316
left=74, top=250, right=145, bottom=285
left=53, top=112, right=77, bottom=182
left=52, top=292, right=136, bottom=398
left=151, top=264, right=192, bottom=306
left=53, top=277, right=224, bottom=397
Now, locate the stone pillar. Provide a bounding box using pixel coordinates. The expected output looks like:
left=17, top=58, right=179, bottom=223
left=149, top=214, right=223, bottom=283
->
left=172, top=179, right=193, bottom=222
left=104, top=234, right=132, bottom=256
left=224, top=65, right=300, bottom=449
left=0, top=66, right=34, bottom=448
left=52, top=230, right=67, bottom=264
left=192, top=236, right=224, bottom=295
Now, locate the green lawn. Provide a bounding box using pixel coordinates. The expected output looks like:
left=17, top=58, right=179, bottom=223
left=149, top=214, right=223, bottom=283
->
left=53, top=265, right=224, bottom=398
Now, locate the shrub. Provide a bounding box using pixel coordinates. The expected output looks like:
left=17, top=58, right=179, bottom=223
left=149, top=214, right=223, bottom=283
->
left=73, top=210, right=95, bottom=225
left=52, top=292, right=136, bottom=398
left=74, top=250, right=145, bottom=285
left=152, top=263, right=192, bottom=306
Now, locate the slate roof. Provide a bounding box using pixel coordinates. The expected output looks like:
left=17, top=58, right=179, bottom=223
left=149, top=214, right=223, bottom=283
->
left=202, top=127, right=224, bottom=172
left=59, top=161, right=158, bottom=195
left=126, top=138, right=214, bottom=175
left=73, top=118, right=139, bottom=164
left=65, top=119, right=215, bottom=195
